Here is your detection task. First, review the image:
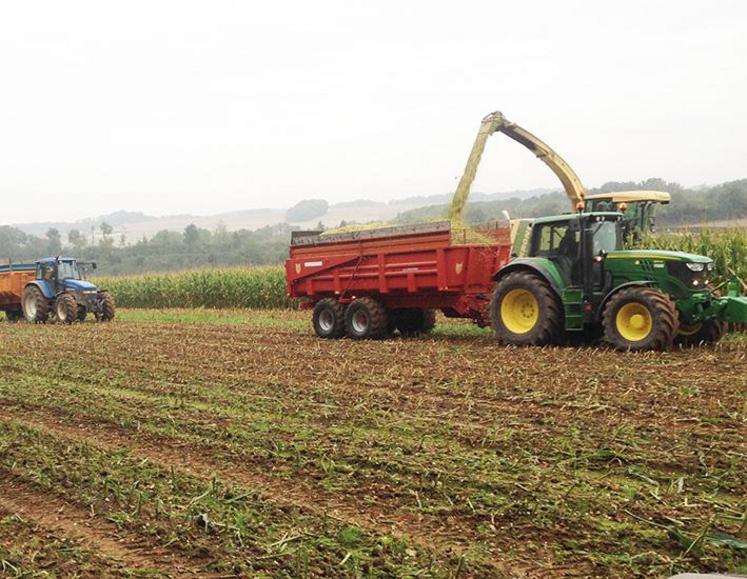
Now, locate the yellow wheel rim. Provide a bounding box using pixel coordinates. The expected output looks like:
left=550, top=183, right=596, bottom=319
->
left=678, top=322, right=702, bottom=337
left=616, top=302, right=653, bottom=342
left=501, top=289, right=539, bottom=334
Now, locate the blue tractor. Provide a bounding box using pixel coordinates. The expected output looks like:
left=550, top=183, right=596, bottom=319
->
left=21, top=257, right=115, bottom=324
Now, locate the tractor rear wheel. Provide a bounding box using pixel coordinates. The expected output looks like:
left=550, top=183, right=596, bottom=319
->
left=393, top=308, right=437, bottom=337
left=22, top=286, right=49, bottom=323
left=54, top=293, right=78, bottom=324
left=344, top=298, right=388, bottom=340
left=675, top=320, right=725, bottom=346
left=312, top=298, right=345, bottom=339
left=490, top=271, right=562, bottom=346
left=98, top=292, right=115, bottom=321
left=602, top=287, right=678, bottom=351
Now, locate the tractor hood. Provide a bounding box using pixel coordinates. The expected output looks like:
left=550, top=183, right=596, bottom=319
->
left=605, top=250, right=712, bottom=264
left=64, top=279, right=98, bottom=292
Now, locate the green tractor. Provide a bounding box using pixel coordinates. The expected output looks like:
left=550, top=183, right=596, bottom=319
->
left=491, top=211, right=747, bottom=350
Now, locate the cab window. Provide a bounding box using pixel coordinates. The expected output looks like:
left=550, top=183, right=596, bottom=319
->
left=37, top=263, right=55, bottom=281
left=591, top=220, right=621, bottom=254
left=531, top=222, right=579, bottom=258
left=57, top=261, right=80, bottom=280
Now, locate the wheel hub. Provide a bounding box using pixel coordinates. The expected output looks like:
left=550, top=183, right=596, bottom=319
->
left=318, top=309, right=334, bottom=332
left=352, top=310, right=369, bottom=333
left=615, top=302, right=653, bottom=342
left=500, top=289, right=539, bottom=335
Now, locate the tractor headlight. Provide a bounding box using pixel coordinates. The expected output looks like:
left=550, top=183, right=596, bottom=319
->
left=686, top=262, right=705, bottom=272
left=706, top=262, right=715, bottom=272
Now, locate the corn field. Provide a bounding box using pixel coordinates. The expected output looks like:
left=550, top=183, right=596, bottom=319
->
left=96, top=266, right=294, bottom=309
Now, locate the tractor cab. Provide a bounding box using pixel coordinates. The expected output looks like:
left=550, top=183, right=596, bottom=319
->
left=35, top=257, right=98, bottom=296
left=584, top=191, right=670, bottom=241
left=527, top=212, right=623, bottom=288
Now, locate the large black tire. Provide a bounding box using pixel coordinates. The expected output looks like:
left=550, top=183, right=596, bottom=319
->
left=344, top=297, right=388, bottom=340
left=22, top=285, right=49, bottom=323
left=98, top=292, right=115, bottom=321
left=490, top=271, right=563, bottom=346
left=602, top=287, right=678, bottom=351
left=77, top=306, right=87, bottom=322
left=54, top=293, right=78, bottom=325
left=4, top=309, right=23, bottom=322
left=312, top=298, right=345, bottom=339
left=392, top=308, right=437, bottom=337
left=675, top=319, right=725, bottom=347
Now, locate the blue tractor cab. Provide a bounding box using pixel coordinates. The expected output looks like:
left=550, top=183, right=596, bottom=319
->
left=22, top=257, right=115, bottom=323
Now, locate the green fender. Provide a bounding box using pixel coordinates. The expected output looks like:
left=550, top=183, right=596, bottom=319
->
left=493, top=259, right=564, bottom=297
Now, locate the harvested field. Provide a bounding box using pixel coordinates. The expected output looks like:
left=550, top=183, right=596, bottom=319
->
left=0, top=311, right=745, bottom=577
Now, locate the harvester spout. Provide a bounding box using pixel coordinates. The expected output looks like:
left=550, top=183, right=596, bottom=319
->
left=450, top=111, right=586, bottom=223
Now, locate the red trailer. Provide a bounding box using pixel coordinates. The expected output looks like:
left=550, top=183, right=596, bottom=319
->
left=285, top=221, right=512, bottom=338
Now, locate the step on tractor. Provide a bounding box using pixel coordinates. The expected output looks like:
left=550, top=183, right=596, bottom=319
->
left=16, top=257, right=115, bottom=324
left=286, top=111, right=747, bottom=350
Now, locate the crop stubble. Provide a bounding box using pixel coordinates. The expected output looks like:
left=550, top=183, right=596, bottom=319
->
left=0, top=314, right=745, bottom=577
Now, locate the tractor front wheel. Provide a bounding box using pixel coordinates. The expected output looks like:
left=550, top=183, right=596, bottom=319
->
left=54, top=293, right=78, bottom=324
left=344, top=298, right=388, bottom=340
left=490, top=272, right=562, bottom=346
left=602, top=287, right=678, bottom=351
left=22, top=286, right=49, bottom=323
left=675, top=320, right=725, bottom=347
left=97, top=292, right=115, bottom=321
left=312, top=298, right=345, bottom=339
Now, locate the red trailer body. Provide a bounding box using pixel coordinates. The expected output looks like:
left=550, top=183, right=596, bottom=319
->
left=286, top=221, right=512, bottom=328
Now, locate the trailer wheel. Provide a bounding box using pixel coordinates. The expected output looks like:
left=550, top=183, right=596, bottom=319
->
left=345, top=298, right=388, bottom=339
left=675, top=319, right=725, bottom=346
left=97, top=292, right=115, bottom=321
left=490, top=272, right=562, bottom=346
left=602, top=287, right=678, bottom=351
left=312, top=298, right=346, bottom=339
left=393, top=309, right=437, bottom=337
left=22, top=286, right=49, bottom=323
left=54, top=293, right=78, bottom=325
left=4, top=309, right=23, bottom=322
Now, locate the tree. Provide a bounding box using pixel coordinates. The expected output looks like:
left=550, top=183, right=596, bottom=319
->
left=100, top=221, right=113, bottom=239
left=68, top=229, right=86, bottom=255
left=183, top=223, right=200, bottom=247
left=45, top=228, right=62, bottom=255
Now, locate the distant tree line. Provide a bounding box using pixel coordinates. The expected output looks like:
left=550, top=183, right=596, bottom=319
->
left=396, top=178, right=747, bottom=226
left=0, top=221, right=293, bottom=275
left=2, top=178, right=745, bottom=275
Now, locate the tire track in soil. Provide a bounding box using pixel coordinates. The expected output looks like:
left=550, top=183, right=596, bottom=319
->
left=0, top=404, right=534, bottom=579
left=0, top=468, right=214, bottom=577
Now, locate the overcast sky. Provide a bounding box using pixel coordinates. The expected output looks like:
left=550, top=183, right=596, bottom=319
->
left=1, top=0, right=746, bottom=224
